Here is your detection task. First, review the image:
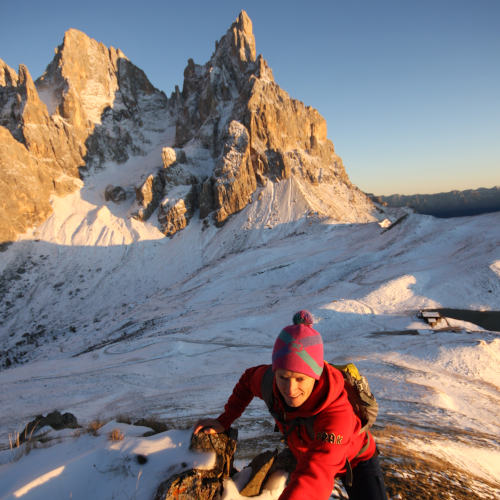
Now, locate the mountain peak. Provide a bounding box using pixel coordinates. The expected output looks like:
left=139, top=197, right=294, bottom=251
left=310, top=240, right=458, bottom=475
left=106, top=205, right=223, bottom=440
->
left=63, top=27, right=91, bottom=45
left=0, top=59, right=18, bottom=87
left=233, top=10, right=256, bottom=62
left=213, top=10, right=256, bottom=67
left=60, top=28, right=127, bottom=61
left=236, top=10, right=253, bottom=34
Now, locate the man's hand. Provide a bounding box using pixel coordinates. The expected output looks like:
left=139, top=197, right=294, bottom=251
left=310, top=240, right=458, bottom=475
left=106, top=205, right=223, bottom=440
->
left=193, top=418, right=225, bottom=435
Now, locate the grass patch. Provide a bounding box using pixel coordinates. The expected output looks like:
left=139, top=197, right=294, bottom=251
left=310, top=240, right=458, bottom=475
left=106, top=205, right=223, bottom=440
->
left=108, top=428, right=124, bottom=441
left=87, top=419, right=106, bottom=436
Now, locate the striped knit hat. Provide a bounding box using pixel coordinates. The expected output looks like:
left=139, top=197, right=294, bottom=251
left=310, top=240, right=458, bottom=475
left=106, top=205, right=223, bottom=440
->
left=272, top=323, right=324, bottom=380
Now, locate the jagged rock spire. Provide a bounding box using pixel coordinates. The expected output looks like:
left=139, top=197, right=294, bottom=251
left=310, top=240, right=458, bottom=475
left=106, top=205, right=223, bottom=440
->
left=214, top=10, right=257, bottom=67
left=0, top=59, right=18, bottom=87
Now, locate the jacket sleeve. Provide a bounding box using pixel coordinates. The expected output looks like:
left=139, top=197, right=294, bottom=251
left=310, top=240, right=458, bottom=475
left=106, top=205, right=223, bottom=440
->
left=216, top=365, right=267, bottom=430
left=278, top=410, right=355, bottom=500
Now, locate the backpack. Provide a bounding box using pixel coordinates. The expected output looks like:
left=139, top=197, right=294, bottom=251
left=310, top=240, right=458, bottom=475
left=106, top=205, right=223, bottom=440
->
left=330, top=363, right=378, bottom=434
left=260, top=361, right=378, bottom=439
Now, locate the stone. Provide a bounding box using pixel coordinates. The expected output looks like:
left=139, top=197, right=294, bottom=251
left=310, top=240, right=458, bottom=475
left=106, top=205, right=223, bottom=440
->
left=239, top=450, right=276, bottom=496
left=199, top=178, right=215, bottom=219
left=104, top=185, right=127, bottom=203
left=19, top=411, right=79, bottom=443
left=154, top=429, right=237, bottom=500
left=158, top=185, right=197, bottom=237
left=133, top=173, right=165, bottom=221
left=212, top=120, right=256, bottom=226
left=239, top=447, right=296, bottom=496
left=162, top=147, right=177, bottom=168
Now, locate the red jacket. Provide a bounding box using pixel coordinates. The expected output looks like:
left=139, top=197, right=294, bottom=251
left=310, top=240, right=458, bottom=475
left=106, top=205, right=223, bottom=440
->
left=217, top=362, right=376, bottom=500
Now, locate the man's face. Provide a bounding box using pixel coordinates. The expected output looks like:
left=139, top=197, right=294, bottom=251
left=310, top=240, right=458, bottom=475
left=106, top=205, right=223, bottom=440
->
left=275, top=369, right=316, bottom=407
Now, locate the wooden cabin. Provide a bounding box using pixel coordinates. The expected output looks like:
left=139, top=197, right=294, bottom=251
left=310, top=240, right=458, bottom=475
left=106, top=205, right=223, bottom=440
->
left=417, top=310, right=443, bottom=327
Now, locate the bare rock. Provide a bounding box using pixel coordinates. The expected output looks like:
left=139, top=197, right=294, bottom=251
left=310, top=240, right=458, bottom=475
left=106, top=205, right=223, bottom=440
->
left=36, top=28, right=168, bottom=170
left=0, top=60, right=82, bottom=242
left=162, top=147, right=177, bottom=168
left=0, top=27, right=170, bottom=243
left=133, top=173, right=165, bottom=221
left=104, top=185, right=127, bottom=203
left=171, top=10, right=375, bottom=229
left=199, top=178, right=215, bottom=219
left=240, top=448, right=296, bottom=496
left=19, top=411, right=79, bottom=444
left=212, top=120, right=256, bottom=226
left=154, top=429, right=237, bottom=500
left=1, top=10, right=376, bottom=243
left=239, top=450, right=276, bottom=496
left=158, top=185, right=198, bottom=237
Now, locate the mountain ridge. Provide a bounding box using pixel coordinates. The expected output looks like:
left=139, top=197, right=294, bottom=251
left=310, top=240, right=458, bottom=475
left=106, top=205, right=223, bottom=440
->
left=0, top=10, right=376, bottom=245
left=370, top=186, right=500, bottom=218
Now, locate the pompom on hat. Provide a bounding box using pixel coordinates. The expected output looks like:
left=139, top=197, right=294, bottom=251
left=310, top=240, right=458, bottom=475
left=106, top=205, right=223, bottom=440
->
left=272, top=315, right=324, bottom=380
left=292, top=310, right=314, bottom=326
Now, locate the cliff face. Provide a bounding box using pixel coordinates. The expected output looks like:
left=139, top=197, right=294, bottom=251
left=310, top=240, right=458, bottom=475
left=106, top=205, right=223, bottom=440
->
left=35, top=28, right=170, bottom=172
left=0, top=11, right=375, bottom=244
left=0, top=29, right=170, bottom=244
left=135, top=11, right=375, bottom=234
left=0, top=61, right=80, bottom=243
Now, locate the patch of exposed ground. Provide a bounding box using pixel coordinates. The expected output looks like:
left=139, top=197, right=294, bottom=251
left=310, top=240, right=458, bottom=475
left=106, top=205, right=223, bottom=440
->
left=375, top=424, right=499, bottom=500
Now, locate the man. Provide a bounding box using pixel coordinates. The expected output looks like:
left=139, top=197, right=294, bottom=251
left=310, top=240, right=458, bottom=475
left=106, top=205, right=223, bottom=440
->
left=195, top=310, right=388, bottom=500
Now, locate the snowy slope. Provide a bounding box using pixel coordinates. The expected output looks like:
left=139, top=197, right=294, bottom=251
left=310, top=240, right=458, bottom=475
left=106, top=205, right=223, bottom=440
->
left=0, top=172, right=499, bottom=498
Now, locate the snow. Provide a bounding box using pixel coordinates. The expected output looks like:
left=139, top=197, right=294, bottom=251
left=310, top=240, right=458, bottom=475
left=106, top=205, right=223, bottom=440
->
left=36, top=88, right=60, bottom=116
left=0, top=158, right=499, bottom=498
left=221, top=471, right=288, bottom=500
left=0, top=422, right=215, bottom=500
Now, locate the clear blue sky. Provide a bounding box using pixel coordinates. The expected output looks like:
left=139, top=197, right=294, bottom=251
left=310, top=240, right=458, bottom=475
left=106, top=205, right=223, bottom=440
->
left=1, top=0, right=499, bottom=195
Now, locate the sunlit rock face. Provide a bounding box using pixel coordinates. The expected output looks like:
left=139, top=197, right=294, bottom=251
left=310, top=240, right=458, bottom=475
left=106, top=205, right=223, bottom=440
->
left=0, top=29, right=169, bottom=244
left=0, top=11, right=375, bottom=244
left=0, top=61, right=80, bottom=243
left=157, top=10, right=375, bottom=233
left=35, top=28, right=170, bottom=173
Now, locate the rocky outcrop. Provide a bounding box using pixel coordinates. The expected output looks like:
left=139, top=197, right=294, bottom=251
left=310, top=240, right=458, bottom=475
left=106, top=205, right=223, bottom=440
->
left=35, top=29, right=169, bottom=172
left=133, top=173, right=166, bottom=221
left=158, top=185, right=198, bottom=236
left=154, top=429, right=237, bottom=500
left=0, top=61, right=79, bottom=243
left=104, top=185, right=127, bottom=203
left=239, top=448, right=296, bottom=496
left=0, top=29, right=169, bottom=244
left=211, top=120, right=256, bottom=226
left=18, top=411, right=79, bottom=444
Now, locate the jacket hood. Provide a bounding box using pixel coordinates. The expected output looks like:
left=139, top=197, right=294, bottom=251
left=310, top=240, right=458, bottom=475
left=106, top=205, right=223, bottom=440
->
left=274, top=362, right=347, bottom=420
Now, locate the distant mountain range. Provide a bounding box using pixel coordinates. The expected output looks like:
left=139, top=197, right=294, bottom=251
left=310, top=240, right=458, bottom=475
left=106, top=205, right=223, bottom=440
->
left=369, top=186, right=500, bottom=218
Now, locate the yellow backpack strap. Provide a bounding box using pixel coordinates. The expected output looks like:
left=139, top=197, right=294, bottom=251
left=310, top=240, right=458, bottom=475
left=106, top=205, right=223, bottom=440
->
left=330, top=362, right=378, bottom=432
